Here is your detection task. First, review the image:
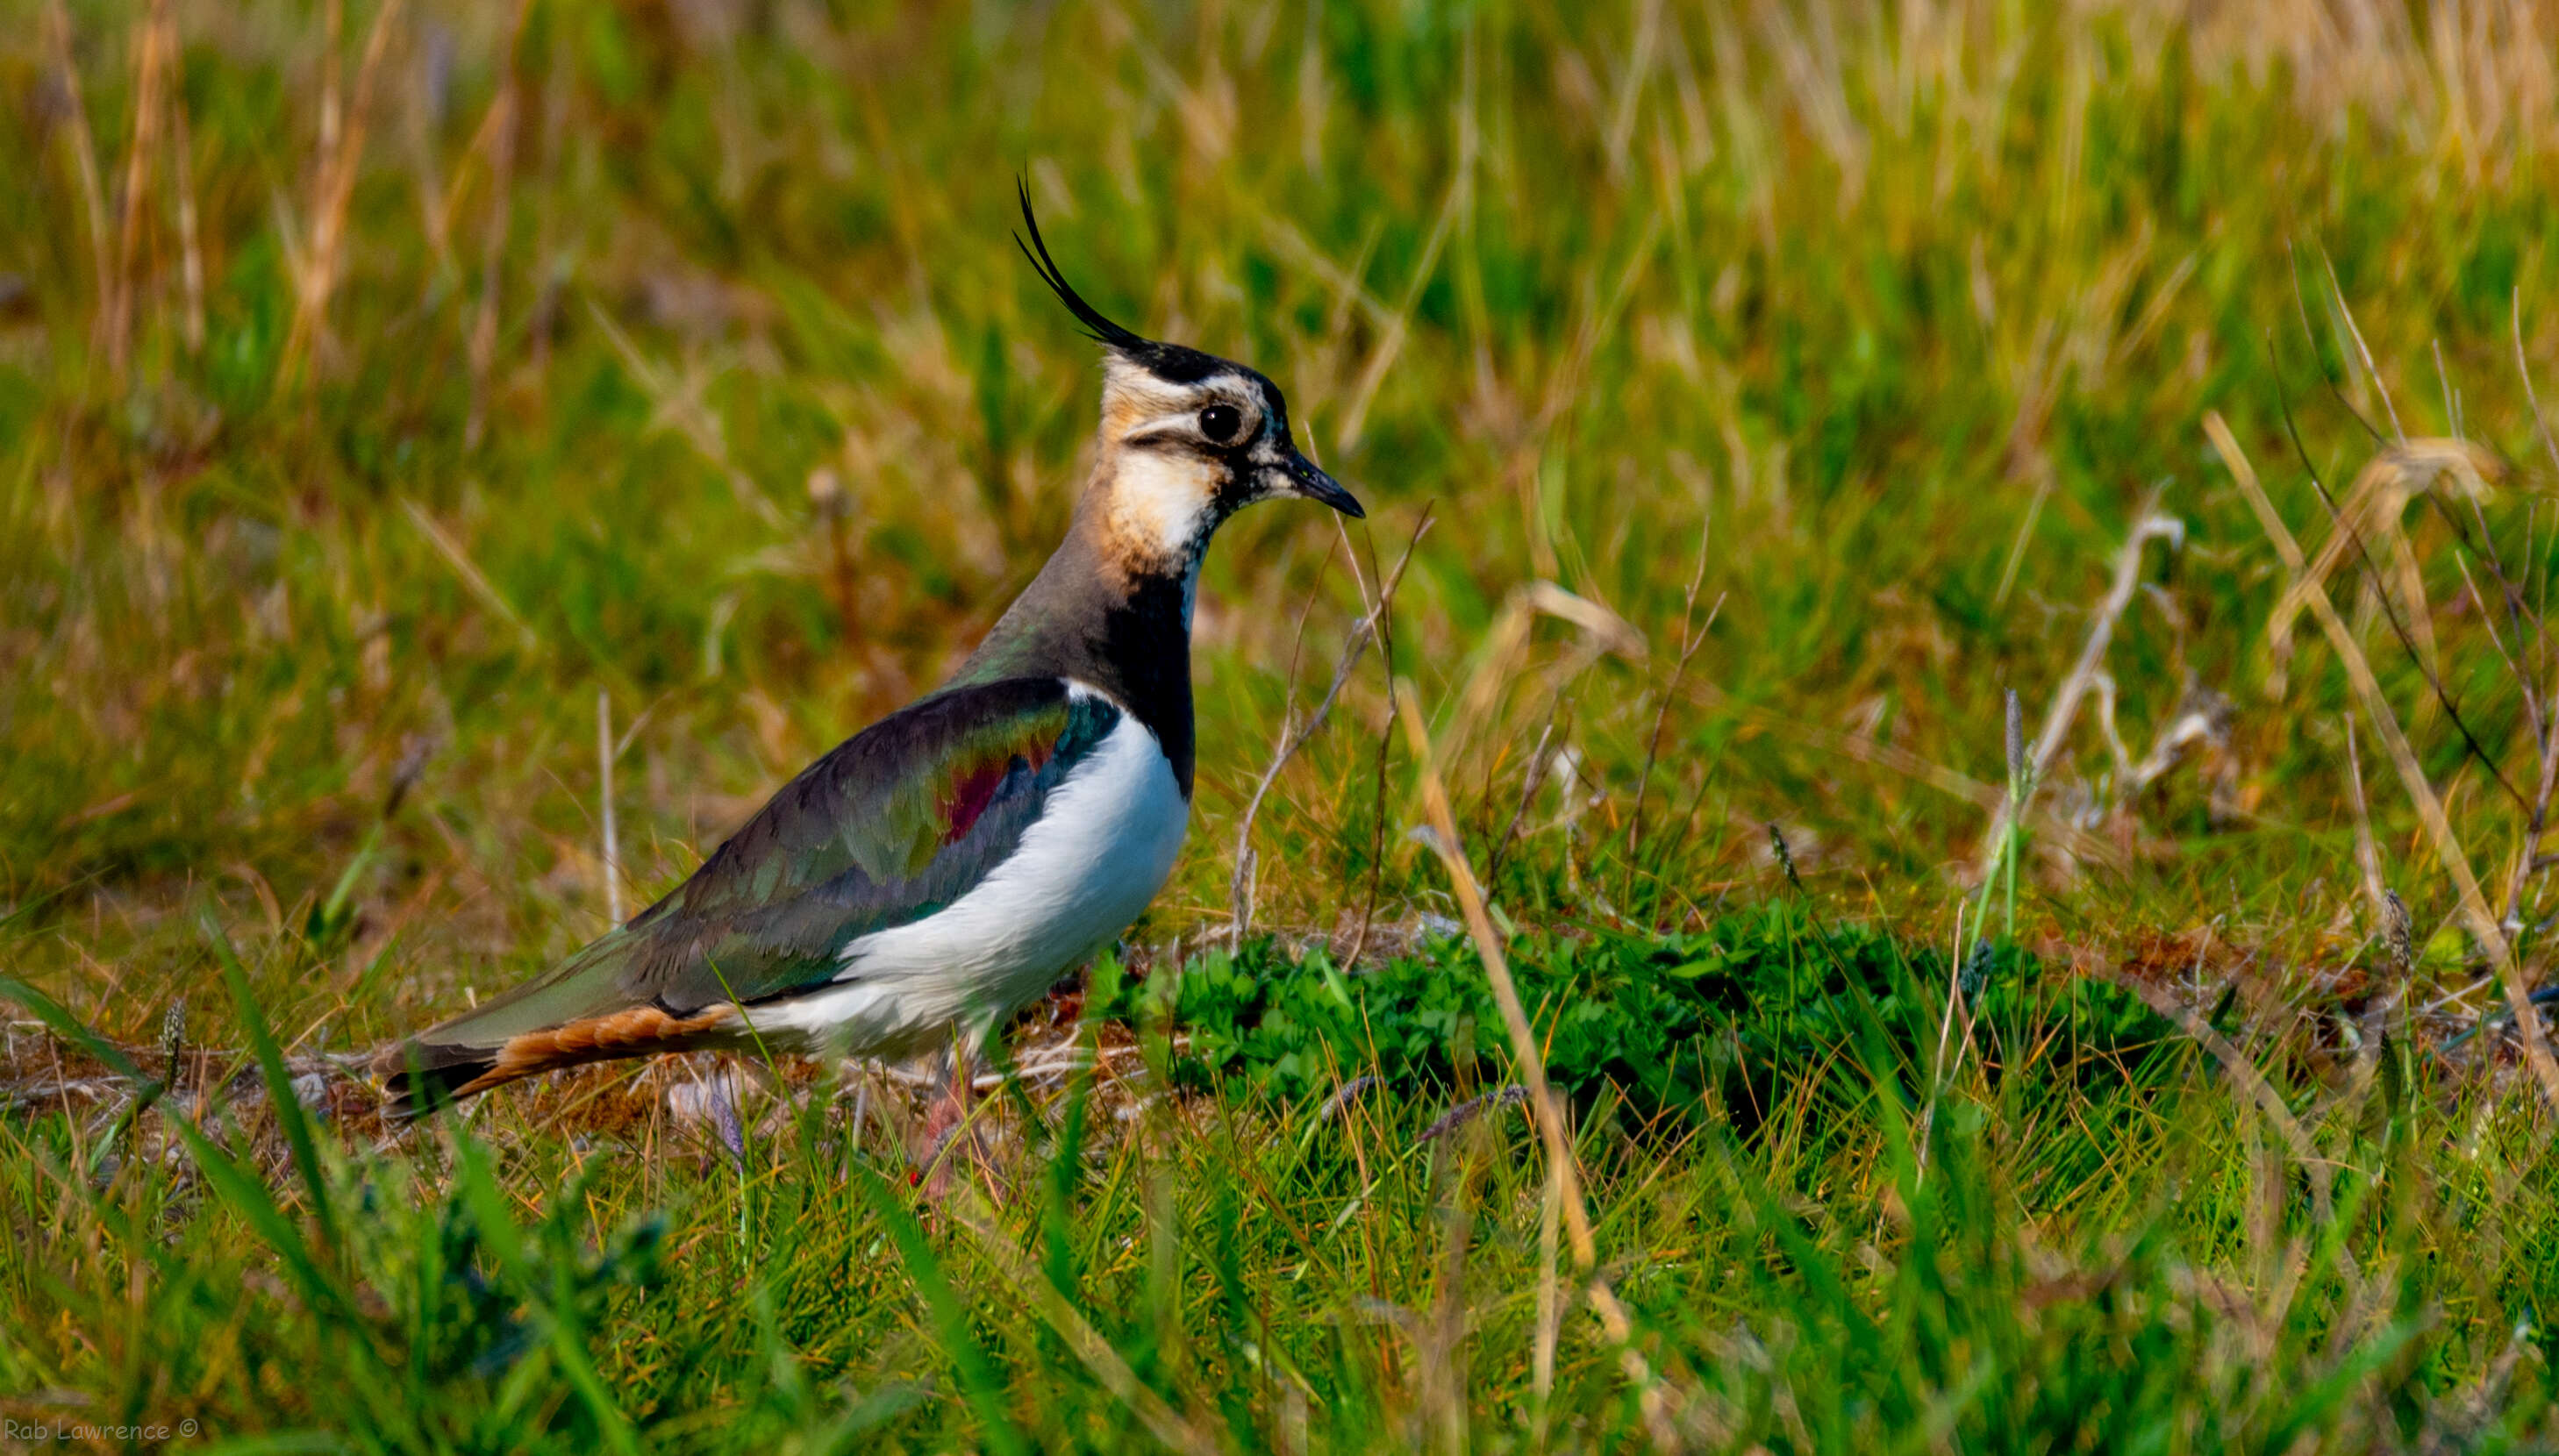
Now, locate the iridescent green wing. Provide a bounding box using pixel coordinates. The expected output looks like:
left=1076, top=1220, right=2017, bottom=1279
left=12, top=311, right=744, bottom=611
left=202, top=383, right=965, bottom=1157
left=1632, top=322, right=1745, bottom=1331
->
left=420, top=677, right=1120, bottom=1049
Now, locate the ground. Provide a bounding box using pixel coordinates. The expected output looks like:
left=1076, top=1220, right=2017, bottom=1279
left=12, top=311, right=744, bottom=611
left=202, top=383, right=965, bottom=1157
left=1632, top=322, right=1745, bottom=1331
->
left=8, top=0, right=2559, bottom=1450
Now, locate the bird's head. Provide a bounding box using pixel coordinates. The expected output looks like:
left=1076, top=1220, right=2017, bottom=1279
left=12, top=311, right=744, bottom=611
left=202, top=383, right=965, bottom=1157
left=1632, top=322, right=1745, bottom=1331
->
left=1016, top=183, right=1363, bottom=577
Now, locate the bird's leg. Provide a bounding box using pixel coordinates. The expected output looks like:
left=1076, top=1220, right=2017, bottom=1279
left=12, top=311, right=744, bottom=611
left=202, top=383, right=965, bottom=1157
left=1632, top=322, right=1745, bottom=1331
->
left=915, top=1040, right=980, bottom=1198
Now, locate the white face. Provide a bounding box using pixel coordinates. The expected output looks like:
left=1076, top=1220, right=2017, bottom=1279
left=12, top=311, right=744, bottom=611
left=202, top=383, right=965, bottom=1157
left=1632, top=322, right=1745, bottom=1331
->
left=1095, top=356, right=1273, bottom=570
left=1105, top=448, right=1222, bottom=596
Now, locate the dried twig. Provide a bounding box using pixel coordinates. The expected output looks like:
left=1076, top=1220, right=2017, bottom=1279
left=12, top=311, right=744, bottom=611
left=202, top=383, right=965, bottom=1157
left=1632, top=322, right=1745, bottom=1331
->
left=1623, top=519, right=1718, bottom=910
left=1411, top=1084, right=1526, bottom=1146
left=2342, top=717, right=2389, bottom=919
left=2520, top=289, right=2559, bottom=483
left=2209, top=411, right=2559, bottom=1115
left=2324, top=250, right=2405, bottom=444
left=1341, top=515, right=1405, bottom=969
left=2491, top=293, right=2559, bottom=924
left=2109, top=970, right=2347, bottom=1247
left=2332, top=718, right=2412, bottom=1119
left=1487, top=705, right=1565, bottom=886
left=597, top=689, right=623, bottom=927
left=1973, top=487, right=2183, bottom=884
left=1228, top=510, right=1433, bottom=949
left=2262, top=438, right=2509, bottom=762
left=2262, top=338, right=2523, bottom=810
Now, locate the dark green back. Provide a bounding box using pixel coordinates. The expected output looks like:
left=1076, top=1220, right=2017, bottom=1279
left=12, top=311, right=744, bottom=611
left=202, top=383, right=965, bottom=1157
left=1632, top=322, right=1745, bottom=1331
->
left=418, top=677, right=1120, bottom=1049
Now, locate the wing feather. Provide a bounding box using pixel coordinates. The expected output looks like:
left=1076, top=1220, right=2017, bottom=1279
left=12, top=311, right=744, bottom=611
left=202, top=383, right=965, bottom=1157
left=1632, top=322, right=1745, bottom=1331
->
left=407, top=677, right=1120, bottom=1053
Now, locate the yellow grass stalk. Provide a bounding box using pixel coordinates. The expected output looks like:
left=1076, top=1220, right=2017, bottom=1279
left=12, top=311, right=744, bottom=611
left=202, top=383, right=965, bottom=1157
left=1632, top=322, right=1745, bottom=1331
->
left=43, top=0, right=111, bottom=348
left=948, top=1194, right=1221, bottom=1452
left=2110, top=972, right=2343, bottom=1237
left=168, top=46, right=204, bottom=354
left=2207, top=410, right=2559, bottom=1116
left=2260, top=439, right=2503, bottom=695
left=104, top=0, right=172, bottom=381
left=1394, top=684, right=1682, bottom=1449
left=279, top=0, right=407, bottom=386
left=465, top=0, right=535, bottom=449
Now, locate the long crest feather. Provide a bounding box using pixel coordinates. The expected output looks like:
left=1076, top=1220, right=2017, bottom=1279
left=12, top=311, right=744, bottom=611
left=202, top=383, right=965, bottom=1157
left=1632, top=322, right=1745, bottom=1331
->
left=1015, top=176, right=1150, bottom=351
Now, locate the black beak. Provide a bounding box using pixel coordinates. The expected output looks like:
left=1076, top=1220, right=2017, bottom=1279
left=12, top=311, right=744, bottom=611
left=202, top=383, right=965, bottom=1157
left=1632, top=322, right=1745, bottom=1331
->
left=1279, top=449, right=1365, bottom=518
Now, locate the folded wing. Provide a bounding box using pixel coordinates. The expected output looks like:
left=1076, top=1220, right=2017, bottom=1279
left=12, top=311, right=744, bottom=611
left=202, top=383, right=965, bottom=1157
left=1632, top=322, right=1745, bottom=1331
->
left=381, top=677, right=1120, bottom=1110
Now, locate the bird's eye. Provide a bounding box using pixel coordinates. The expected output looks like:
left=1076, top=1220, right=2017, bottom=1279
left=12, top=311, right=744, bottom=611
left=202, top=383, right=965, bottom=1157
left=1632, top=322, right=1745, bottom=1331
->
left=1198, top=403, right=1243, bottom=443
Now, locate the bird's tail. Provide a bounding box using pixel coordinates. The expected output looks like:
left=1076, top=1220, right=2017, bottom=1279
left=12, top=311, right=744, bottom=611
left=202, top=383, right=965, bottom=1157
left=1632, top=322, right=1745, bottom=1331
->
left=373, top=1039, right=514, bottom=1120
left=374, top=999, right=740, bottom=1119
left=372, top=930, right=644, bottom=1118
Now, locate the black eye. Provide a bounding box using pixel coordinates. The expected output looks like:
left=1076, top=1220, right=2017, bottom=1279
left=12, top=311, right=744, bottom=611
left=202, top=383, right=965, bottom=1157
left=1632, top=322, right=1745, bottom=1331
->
left=1198, top=403, right=1243, bottom=443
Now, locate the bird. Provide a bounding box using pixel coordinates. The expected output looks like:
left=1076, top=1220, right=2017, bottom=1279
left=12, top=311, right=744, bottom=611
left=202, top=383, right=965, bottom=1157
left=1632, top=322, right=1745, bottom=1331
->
left=376, top=183, right=1364, bottom=1117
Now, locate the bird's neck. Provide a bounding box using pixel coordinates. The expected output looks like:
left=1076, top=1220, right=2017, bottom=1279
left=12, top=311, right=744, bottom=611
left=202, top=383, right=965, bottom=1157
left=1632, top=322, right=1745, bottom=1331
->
left=948, top=510, right=1200, bottom=797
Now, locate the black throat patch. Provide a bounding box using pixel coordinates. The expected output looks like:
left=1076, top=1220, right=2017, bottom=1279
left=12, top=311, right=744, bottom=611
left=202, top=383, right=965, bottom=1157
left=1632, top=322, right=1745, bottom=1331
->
left=1090, top=567, right=1197, bottom=798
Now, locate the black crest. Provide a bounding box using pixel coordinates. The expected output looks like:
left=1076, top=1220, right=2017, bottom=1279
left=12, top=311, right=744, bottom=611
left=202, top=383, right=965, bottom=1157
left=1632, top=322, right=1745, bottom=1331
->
left=1014, top=178, right=1226, bottom=385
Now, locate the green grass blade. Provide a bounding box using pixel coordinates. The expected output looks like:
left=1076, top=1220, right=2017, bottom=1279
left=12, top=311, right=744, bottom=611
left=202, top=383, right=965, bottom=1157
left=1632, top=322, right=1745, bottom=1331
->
left=853, top=1163, right=1032, bottom=1456
left=209, top=922, right=338, bottom=1250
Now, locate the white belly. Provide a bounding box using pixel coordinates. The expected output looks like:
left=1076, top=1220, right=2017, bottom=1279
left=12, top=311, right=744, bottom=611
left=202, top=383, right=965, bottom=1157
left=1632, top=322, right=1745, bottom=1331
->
left=748, top=702, right=1189, bottom=1058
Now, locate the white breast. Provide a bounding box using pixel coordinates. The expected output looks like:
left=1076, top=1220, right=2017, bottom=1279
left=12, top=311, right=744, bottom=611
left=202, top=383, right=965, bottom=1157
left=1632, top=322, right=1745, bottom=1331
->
left=747, top=689, right=1190, bottom=1059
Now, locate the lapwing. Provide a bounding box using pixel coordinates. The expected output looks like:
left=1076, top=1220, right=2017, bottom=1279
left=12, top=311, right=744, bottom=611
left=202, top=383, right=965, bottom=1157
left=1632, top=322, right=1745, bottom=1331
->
left=378, top=184, right=1363, bottom=1116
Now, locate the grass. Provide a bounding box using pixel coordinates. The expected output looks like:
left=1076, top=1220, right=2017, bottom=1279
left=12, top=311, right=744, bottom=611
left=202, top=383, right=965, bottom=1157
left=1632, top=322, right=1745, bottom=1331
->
left=11, top=0, right=2559, bottom=1447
